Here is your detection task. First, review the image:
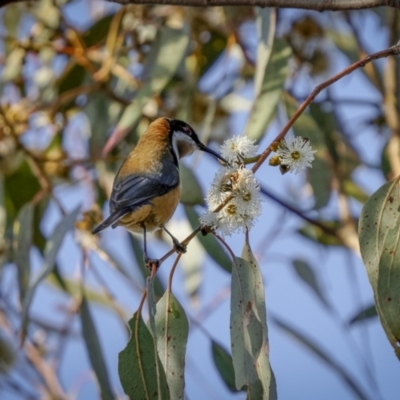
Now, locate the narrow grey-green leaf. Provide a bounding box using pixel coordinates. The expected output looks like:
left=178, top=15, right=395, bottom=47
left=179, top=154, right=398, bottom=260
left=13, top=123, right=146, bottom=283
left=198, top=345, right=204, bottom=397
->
left=348, top=304, right=377, bottom=326
left=359, top=177, right=400, bottom=358
left=146, top=278, right=166, bottom=400
left=254, top=8, right=276, bottom=99
left=47, top=274, right=128, bottom=316
left=21, top=206, right=80, bottom=338
left=230, top=240, right=276, bottom=399
left=104, top=26, right=189, bottom=154
left=284, top=94, right=332, bottom=209
left=119, top=312, right=170, bottom=400
left=80, top=295, right=115, bottom=400
left=13, top=203, right=34, bottom=305
left=211, top=340, right=237, bottom=393
left=155, top=290, right=188, bottom=400
left=179, top=163, right=204, bottom=206
left=127, top=234, right=164, bottom=297
left=272, top=316, right=371, bottom=400
left=245, top=38, right=291, bottom=141
left=184, top=206, right=231, bottom=273
left=292, top=259, right=331, bottom=310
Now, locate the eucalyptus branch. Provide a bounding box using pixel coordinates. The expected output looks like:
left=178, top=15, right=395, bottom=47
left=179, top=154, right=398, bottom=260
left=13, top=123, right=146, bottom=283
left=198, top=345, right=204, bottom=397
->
left=252, top=42, right=400, bottom=174
left=1, top=0, right=398, bottom=11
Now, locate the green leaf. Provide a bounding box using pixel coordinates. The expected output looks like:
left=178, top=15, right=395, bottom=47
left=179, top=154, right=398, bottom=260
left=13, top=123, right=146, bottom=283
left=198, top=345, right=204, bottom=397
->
left=310, top=103, right=360, bottom=179
left=298, top=221, right=342, bottom=247
left=198, top=27, right=227, bottom=76
left=342, top=179, right=369, bottom=204
left=179, top=163, right=204, bottom=206
left=46, top=274, right=129, bottom=317
left=245, top=38, right=291, bottom=141
left=348, top=304, right=377, bottom=326
left=81, top=14, right=114, bottom=47
left=13, top=203, right=34, bottom=305
left=359, top=177, right=400, bottom=359
left=146, top=278, right=168, bottom=400
left=1, top=47, right=25, bottom=82
left=3, top=5, right=21, bottom=49
left=119, top=312, right=170, bottom=400
left=86, top=93, right=122, bottom=157
left=284, top=95, right=332, bottom=209
left=155, top=289, right=189, bottom=400
left=254, top=8, right=276, bottom=100
left=5, top=159, right=41, bottom=218
left=80, top=295, right=115, bottom=400
left=127, top=234, right=164, bottom=297
left=21, top=207, right=80, bottom=339
left=104, top=26, right=189, bottom=154
left=272, top=316, right=370, bottom=400
left=184, top=206, right=231, bottom=273
left=56, top=62, right=86, bottom=96
left=211, top=340, right=237, bottom=393
left=292, top=259, right=331, bottom=310
left=230, top=240, right=276, bottom=399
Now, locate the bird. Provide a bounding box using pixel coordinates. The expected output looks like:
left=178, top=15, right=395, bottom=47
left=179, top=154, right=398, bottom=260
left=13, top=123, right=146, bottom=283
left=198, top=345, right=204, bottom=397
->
left=92, top=117, right=227, bottom=268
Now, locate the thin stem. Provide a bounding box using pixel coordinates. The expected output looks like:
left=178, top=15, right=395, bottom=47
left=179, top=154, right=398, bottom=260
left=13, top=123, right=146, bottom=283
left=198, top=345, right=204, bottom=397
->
left=252, top=43, right=400, bottom=174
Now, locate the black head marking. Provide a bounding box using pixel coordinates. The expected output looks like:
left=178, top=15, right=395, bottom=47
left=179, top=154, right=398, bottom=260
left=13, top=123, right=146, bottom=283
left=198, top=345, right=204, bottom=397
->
left=168, top=119, right=200, bottom=143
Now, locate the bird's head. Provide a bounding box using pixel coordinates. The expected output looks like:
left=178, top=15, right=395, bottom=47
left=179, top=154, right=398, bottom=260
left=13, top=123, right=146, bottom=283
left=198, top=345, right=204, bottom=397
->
left=167, top=118, right=227, bottom=164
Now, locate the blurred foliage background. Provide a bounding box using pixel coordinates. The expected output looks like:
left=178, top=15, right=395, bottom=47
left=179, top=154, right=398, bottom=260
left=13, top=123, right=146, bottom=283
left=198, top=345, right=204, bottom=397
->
left=0, top=0, right=399, bottom=399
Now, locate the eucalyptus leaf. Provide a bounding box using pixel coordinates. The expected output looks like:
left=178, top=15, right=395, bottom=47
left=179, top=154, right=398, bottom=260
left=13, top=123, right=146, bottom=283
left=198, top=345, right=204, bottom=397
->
left=155, top=289, right=189, bottom=400
left=254, top=8, right=276, bottom=99
left=119, top=311, right=170, bottom=400
left=230, top=240, right=276, bottom=399
left=146, top=277, right=166, bottom=399
left=348, top=304, right=377, bottom=326
left=104, top=26, right=189, bottom=154
left=1, top=48, right=25, bottom=82
left=359, top=177, right=400, bottom=359
left=284, top=94, right=332, bottom=209
left=13, top=203, right=34, bottom=305
left=21, top=207, right=80, bottom=339
left=80, top=296, right=115, bottom=400
left=245, top=38, right=291, bottom=141
left=211, top=340, right=237, bottom=393
left=47, top=274, right=129, bottom=317
left=127, top=234, right=164, bottom=297
left=184, top=206, right=231, bottom=273
left=179, top=163, right=204, bottom=206
left=292, top=259, right=331, bottom=310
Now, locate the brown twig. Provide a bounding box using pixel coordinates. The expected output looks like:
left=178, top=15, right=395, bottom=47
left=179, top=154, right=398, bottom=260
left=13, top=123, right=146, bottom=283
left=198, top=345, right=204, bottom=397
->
left=2, top=0, right=398, bottom=11
left=252, top=42, right=400, bottom=174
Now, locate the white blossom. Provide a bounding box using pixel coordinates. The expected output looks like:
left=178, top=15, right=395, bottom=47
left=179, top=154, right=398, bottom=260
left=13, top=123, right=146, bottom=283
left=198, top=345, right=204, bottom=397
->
left=220, top=136, right=258, bottom=164
left=200, top=166, right=262, bottom=236
left=276, top=136, right=316, bottom=174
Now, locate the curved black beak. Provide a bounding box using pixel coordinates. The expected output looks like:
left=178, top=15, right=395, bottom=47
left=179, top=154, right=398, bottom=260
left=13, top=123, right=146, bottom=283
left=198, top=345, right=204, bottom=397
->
left=197, top=142, right=227, bottom=164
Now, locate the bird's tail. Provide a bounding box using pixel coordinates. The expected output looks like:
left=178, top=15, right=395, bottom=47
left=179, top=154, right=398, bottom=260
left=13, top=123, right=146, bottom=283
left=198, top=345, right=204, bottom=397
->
left=92, top=208, right=129, bottom=235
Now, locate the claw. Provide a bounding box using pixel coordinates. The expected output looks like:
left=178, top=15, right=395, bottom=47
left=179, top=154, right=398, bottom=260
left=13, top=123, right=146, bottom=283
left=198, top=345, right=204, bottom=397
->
left=173, top=240, right=187, bottom=254
left=144, top=257, right=160, bottom=271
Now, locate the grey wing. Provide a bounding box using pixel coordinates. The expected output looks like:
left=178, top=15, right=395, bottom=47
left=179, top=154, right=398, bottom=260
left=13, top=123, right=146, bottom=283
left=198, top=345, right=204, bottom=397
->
left=110, top=161, right=180, bottom=212
left=92, top=161, right=179, bottom=234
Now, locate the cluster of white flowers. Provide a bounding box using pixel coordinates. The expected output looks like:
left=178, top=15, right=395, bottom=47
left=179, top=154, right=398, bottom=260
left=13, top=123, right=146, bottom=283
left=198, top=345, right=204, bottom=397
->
left=200, top=136, right=262, bottom=236
left=274, top=136, right=316, bottom=174
left=220, top=136, right=258, bottom=164
left=200, top=135, right=316, bottom=236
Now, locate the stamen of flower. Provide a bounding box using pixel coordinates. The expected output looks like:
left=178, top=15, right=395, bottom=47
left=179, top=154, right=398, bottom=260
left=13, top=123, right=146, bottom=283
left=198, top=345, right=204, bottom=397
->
left=227, top=204, right=237, bottom=215
left=291, top=151, right=300, bottom=160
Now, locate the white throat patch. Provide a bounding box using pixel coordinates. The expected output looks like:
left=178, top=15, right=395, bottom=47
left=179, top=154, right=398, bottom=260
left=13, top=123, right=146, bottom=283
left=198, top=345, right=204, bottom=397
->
left=172, top=130, right=198, bottom=159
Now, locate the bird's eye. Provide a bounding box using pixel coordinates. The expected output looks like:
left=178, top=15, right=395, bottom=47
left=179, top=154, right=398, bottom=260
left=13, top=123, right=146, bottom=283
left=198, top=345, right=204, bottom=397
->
left=183, top=126, right=191, bottom=135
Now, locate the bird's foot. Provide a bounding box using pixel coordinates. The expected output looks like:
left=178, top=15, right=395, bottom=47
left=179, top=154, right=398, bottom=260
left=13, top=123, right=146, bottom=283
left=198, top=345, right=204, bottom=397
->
left=173, top=239, right=187, bottom=254
left=144, top=257, right=160, bottom=271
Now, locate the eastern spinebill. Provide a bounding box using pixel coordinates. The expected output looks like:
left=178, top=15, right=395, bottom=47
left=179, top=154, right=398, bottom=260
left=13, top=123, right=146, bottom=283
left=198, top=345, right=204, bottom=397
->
left=92, top=117, right=227, bottom=267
